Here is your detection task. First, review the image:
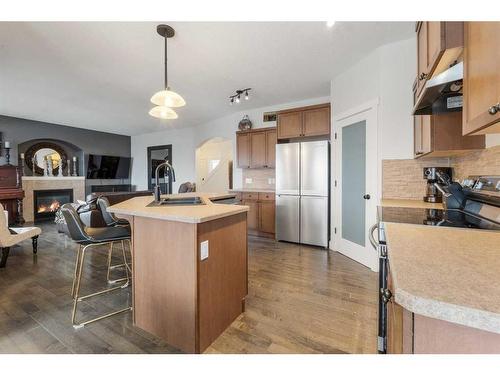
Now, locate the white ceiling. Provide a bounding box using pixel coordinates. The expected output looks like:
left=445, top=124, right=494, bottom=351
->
left=0, top=22, right=414, bottom=136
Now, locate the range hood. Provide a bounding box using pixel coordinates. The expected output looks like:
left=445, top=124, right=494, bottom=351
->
left=413, top=62, right=463, bottom=115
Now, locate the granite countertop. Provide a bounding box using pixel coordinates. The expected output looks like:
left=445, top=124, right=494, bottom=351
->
left=229, top=188, right=276, bottom=193
left=381, top=199, right=443, bottom=209
left=385, top=222, right=500, bottom=334
left=108, top=192, right=248, bottom=224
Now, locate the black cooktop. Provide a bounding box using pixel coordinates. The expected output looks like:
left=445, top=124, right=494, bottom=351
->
left=378, top=206, right=500, bottom=231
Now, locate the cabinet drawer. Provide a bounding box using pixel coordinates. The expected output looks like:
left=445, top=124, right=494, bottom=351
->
left=258, top=192, right=275, bottom=201
left=242, top=192, right=258, bottom=200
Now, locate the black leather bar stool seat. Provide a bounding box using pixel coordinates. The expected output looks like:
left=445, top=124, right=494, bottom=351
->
left=61, top=203, right=132, bottom=328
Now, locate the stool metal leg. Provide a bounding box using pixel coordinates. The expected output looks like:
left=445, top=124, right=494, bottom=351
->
left=71, top=242, right=131, bottom=329
left=71, top=245, right=82, bottom=298
left=106, top=241, right=132, bottom=284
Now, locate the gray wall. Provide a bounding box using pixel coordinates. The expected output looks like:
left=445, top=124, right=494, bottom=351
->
left=0, top=115, right=132, bottom=194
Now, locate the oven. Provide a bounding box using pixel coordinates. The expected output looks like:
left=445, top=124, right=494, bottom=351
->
left=370, top=222, right=388, bottom=354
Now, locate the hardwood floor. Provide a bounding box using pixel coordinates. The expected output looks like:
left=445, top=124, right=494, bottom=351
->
left=0, top=223, right=378, bottom=354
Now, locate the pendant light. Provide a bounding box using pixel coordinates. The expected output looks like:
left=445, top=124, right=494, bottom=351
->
left=149, top=24, right=185, bottom=120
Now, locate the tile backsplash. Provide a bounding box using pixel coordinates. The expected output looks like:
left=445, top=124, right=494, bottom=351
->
left=382, top=158, right=450, bottom=200
left=451, top=145, right=500, bottom=181
left=242, top=168, right=276, bottom=190
left=382, top=145, right=500, bottom=200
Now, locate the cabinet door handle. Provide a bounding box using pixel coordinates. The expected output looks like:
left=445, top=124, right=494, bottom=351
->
left=489, top=104, right=500, bottom=115
left=415, top=151, right=424, bottom=155
left=418, top=72, right=428, bottom=81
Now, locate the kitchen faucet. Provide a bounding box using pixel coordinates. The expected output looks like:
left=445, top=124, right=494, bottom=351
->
left=154, top=160, right=176, bottom=202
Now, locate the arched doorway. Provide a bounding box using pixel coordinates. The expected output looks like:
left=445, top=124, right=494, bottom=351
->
left=195, top=137, right=233, bottom=193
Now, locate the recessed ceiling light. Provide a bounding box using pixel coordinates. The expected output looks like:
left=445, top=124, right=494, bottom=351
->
left=326, top=21, right=336, bottom=28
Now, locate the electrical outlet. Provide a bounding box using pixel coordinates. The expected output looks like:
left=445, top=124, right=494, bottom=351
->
left=200, top=240, right=209, bottom=261
left=245, top=178, right=253, bottom=184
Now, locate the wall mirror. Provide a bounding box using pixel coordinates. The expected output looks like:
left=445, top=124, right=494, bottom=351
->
left=147, top=144, right=173, bottom=193
left=25, top=142, right=68, bottom=175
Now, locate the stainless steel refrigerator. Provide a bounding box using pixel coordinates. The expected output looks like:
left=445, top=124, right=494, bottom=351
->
left=275, top=140, right=330, bottom=248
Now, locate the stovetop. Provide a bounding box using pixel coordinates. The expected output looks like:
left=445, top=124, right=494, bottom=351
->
left=378, top=206, right=500, bottom=231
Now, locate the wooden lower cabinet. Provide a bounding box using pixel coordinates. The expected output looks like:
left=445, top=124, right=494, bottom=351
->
left=243, top=200, right=260, bottom=231
left=237, top=191, right=275, bottom=238
left=387, top=268, right=500, bottom=354
left=259, top=201, right=275, bottom=234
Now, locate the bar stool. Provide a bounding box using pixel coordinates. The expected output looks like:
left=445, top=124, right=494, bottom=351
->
left=61, top=203, right=132, bottom=328
left=97, top=196, right=132, bottom=283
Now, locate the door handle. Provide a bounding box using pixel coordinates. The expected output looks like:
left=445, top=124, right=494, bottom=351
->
left=363, top=194, right=371, bottom=200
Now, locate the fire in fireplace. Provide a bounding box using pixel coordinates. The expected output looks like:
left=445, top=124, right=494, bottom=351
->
left=34, top=189, right=73, bottom=221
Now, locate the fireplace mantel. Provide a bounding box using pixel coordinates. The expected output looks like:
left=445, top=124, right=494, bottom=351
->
left=22, top=176, right=85, bottom=181
left=22, top=176, right=85, bottom=223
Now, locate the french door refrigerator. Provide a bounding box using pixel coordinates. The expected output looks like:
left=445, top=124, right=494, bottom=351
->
left=275, top=140, right=330, bottom=248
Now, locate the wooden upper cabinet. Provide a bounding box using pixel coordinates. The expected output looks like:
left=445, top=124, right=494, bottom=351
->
left=463, top=22, right=500, bottom=135
left=277, top=103, right=330, bottom=140
left=416, top=22, right=429, bottom=95
left=303, top=106, right=331, bottom=137
left=421, top=116, right=432, bottom=155
left=236, top=127, right=277, bottom=169
left=414, top=112, right=484, bottom=158
left=265, top=129, right=276, bottom=168
left=426, top=22, right=442, bottom=73
left=277, top=111, right=302, bottom=139
left=236, top=133, right=250, bottom=168
left=249, top=131, right=267, bottom=168
left=415, top=22, right=464, bottom=97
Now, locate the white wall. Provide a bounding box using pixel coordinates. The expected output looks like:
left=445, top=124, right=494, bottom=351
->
left=131, top=96, right=330, bottom=191
left=331, top=37, right=417, bottom=161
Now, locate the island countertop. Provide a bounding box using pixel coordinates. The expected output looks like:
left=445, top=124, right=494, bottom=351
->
left=107, top=192, right=249, bottom=224
left=385, top=222, right=500, bottom=334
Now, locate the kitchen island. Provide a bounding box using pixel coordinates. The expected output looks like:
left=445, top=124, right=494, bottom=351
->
left=384, top=223, right=500, bottom=353
left=108, top=193, right=249, bottom=353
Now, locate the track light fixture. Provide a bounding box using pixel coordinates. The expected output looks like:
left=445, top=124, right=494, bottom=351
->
left=229, top=88, right=251, bottom=105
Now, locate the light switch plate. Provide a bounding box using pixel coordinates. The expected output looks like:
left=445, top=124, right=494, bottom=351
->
left=268, top=178, right=275, bottom=184
left=245, top=178, right=253, bottom=184
left=200, top=240, right=209, bottom=261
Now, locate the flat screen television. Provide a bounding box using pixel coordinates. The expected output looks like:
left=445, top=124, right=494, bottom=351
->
left=86, top=154, right=131, bottom=179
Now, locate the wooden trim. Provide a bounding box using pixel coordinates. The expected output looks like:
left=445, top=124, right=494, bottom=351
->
left=236, top=126, right=276, bottom=135
left=276, top=102, right=330, bottom=115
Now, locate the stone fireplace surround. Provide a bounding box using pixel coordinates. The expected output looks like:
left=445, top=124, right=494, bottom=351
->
left=22, top=176, right=85, bottom=222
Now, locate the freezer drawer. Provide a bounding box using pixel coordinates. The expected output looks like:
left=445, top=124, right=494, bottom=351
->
left=300, top=196, right=328, bottom=247
left=301, top=140, right=329, bottom=196
left=276, top=143, right=300, bottom=195
left=275, top=194, right=300, bottom=243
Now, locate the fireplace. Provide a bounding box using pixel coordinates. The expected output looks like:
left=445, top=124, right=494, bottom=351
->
left=33, top=189, right=73, bottom=221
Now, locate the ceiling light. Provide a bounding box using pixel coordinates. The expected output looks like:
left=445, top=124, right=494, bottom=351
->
left=149, top=106, right=178, bottom=120
left=326, top=21, right=336, bottom=28
left=229, top=88, right=251, bottom=105
left=149, top=24, right=185, bottom=120
left=151, top=89, right=186, bottom=108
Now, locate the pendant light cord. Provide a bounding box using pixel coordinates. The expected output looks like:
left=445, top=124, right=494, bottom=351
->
left=164, top=35, right=168, bottom=90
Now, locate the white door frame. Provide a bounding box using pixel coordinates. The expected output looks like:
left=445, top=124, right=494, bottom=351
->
left=330, top=99, right=379, bottom=271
